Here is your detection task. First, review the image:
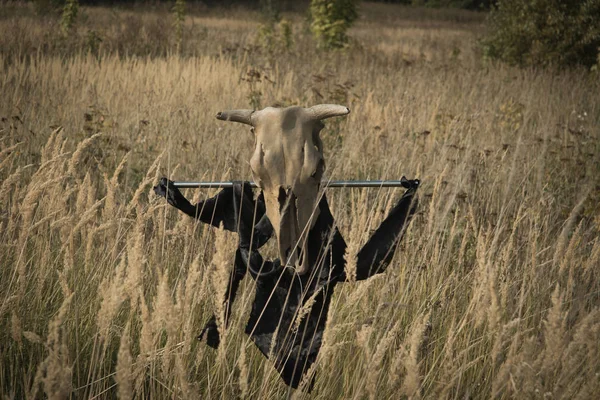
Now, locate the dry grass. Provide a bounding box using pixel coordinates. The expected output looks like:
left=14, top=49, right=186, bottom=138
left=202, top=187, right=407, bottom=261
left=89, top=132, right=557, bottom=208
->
left=1, top=2, right=600, bottom=398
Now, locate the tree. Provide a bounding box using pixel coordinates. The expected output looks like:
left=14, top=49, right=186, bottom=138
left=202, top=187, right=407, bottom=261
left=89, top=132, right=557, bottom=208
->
left=481, top=0, right=600, bottom=68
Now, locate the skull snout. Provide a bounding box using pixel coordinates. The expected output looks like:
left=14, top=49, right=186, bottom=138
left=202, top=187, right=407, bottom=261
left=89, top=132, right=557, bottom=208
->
left=277, top=187, right=301, bottom=268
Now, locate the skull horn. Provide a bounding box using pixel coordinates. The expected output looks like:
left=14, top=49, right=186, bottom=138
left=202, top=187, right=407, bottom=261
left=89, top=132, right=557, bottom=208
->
left=309, top=104, right=350, bottom=121
left=216, top=109, right=254, bottom=125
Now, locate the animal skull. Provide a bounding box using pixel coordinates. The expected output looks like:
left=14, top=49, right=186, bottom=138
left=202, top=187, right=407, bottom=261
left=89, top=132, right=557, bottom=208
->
left=217, top=105, right=350, bottom=274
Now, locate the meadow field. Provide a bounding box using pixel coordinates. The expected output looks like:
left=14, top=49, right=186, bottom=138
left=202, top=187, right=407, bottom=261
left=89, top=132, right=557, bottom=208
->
left=1, top=2, right=599, bottom=398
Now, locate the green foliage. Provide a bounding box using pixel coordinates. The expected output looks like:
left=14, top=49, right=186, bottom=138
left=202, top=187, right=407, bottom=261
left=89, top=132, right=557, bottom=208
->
left=85, top=29, right=102, bottom=57
left=256, top=1, right=292, bottom=53
left=257, top=19, right=294, bottom=52
left=172, top=0, right=186, bottom=51
left=60, top=0, right=79, bottom=36
left=279, top=18, right=293, bottom=50
left=260, top=0, right=281, bottom=24
left=310, top=0, right=358, bottom=49
left=481, top=0, right=600, bottom=68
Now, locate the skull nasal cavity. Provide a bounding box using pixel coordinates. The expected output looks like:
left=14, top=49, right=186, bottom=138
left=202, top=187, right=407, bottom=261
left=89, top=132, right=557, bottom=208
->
left=278, top=187, right=288, bottom=211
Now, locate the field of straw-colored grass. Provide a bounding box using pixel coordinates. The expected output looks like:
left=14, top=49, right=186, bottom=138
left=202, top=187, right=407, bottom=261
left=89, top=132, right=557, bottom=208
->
left=1, top=2, right=599, bottom=399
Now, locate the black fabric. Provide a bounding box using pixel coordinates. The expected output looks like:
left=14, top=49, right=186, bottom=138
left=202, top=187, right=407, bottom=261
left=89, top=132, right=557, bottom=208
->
left=153, top=177, right=419, bottom=390
left=153, top=177, right=272, bottom=248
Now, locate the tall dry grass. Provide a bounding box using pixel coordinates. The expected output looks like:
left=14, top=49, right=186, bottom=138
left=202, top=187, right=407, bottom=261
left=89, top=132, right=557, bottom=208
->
left=1, top=2, right=599, bottom=399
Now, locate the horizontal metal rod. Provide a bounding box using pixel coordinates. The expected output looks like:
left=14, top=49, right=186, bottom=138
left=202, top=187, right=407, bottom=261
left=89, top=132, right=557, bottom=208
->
left=172, top=180, right=410, bottom=189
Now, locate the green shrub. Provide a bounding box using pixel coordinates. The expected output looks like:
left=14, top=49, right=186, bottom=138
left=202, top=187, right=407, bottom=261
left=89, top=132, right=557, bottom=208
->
left=481, top=0, right=600, bottom=68
left=172, top=0, right=186, bottom=51
left=279, top=18, right=293, bottom=50
left=257, top=19, right=294, bottom=53
left=257, top=0, right=293, bottom=53
left=85, top=29, right=102, bottom=57
left=60, top=0, right=79, bottom=36
left=310, top=0, right=358, bottom=49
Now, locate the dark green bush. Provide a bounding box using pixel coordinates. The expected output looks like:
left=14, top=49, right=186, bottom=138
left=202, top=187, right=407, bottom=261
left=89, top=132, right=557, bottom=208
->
left=481, top=0, right=600, bottom=68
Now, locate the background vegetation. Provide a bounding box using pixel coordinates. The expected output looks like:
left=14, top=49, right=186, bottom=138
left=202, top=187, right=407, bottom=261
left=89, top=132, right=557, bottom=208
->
left=1, top=1, right=599, bottom=399
left=482, top=0, right=600, bottom=68
left=310, top=0, right=358, bottom=48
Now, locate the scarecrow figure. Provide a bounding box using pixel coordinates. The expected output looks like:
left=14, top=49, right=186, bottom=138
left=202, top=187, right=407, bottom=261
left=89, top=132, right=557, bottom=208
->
left=154, top=105, right=419, bottom=390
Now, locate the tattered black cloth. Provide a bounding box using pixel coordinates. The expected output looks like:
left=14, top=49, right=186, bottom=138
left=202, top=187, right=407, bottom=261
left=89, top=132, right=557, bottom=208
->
left=154, top=177, right=419, bottom=390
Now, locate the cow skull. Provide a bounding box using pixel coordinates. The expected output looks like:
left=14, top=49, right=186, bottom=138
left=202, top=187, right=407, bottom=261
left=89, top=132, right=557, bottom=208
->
left=217, top=105, right=350, bottom=275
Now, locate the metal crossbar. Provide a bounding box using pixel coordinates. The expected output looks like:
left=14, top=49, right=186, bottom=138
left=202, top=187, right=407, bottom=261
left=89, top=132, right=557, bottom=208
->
left=172, top=180, right=412, bottom=189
